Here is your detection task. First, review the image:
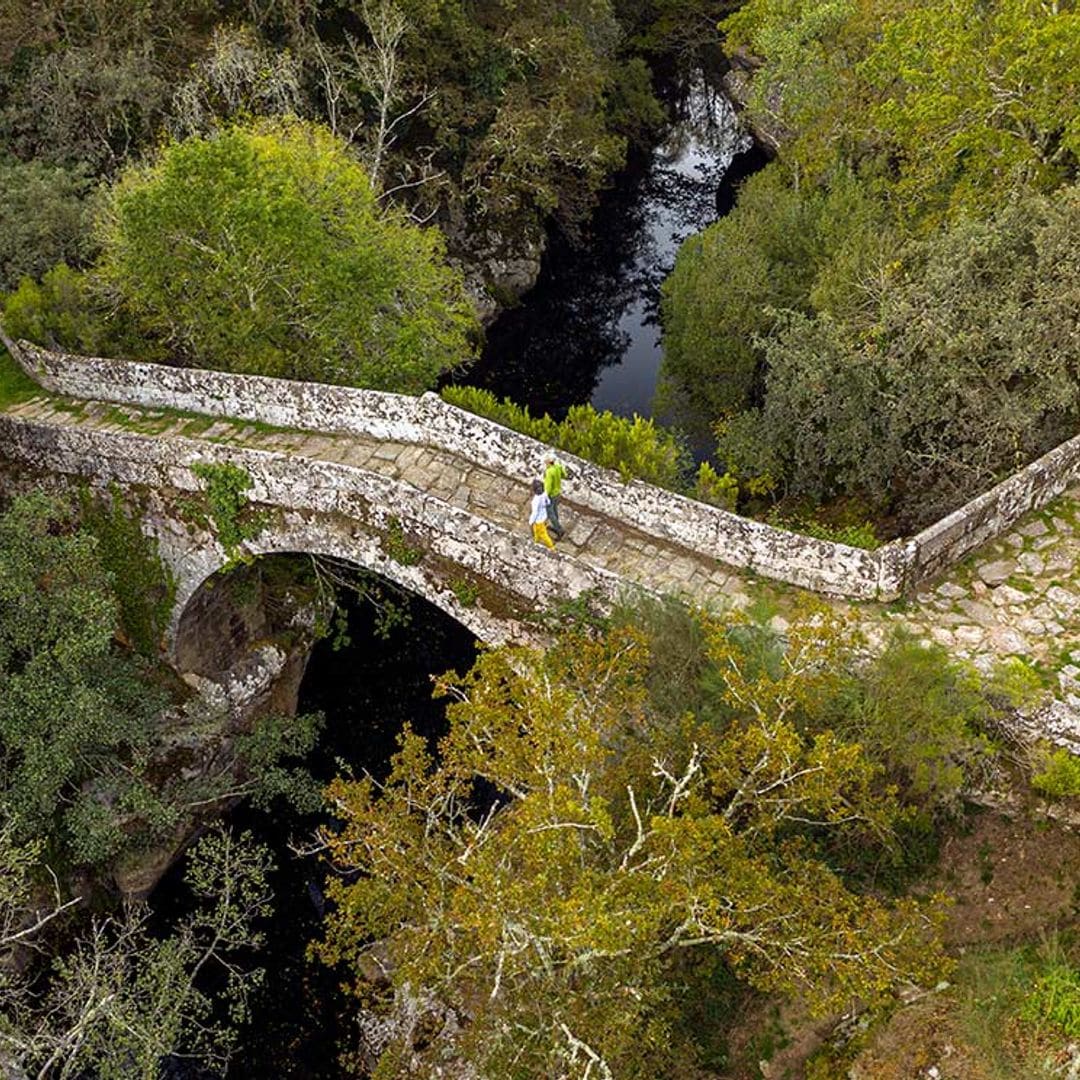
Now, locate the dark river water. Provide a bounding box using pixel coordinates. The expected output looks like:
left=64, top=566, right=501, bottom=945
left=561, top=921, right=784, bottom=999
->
left=154, top=63, right=764, bottom=1078
left=463, top=65, right=758, bottom=423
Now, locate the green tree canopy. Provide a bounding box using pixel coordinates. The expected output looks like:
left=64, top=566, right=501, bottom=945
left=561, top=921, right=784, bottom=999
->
left=0, top=491, right=323, bottom=867
left=659, top=163, right=886, bottom=422
left=717, top=186, right=1080, bottom=521
left=860, top=0, right=1080, bottom=217
left=93, top=118, right=477, bottom=391
left=316, top=606, right=947, bottom=1076
left=0, top=491, right=170, bottom=862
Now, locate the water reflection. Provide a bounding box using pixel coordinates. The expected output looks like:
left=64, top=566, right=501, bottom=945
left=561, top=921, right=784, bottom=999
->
left=462, top=66, right=753, bottom=421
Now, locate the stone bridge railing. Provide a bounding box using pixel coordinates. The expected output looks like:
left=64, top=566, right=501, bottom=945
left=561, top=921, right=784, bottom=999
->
left=8, top=337, right=1080, bottom=602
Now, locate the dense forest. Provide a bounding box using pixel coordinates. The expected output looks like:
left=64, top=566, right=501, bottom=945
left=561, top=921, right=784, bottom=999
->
left=2, top=0, right=1080, bottom=1077
left=661, top=0, right=1080, bottom=533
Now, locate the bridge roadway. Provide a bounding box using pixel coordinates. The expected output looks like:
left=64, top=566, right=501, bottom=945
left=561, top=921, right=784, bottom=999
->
left=0, top=389, right=745, bottom=631
left=3, top=380, right=1080, bottom=754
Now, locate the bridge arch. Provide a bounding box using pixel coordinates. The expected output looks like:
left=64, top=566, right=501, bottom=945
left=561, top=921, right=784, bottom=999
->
left=166, top=515, right=529, bottom=671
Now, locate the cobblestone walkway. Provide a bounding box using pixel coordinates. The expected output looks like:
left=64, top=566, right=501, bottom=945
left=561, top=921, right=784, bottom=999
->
left=6, top=391, right=1080, bottom=751
left=887, top=495, right=1080, bottom=672
left=2, top=394, right=741, bottom=603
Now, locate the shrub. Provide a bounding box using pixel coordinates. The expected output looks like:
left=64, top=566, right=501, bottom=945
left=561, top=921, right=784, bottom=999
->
left=191, top=462, right=262, bottom=556
left=822, top=633, right=996, bottom=815
left=93, top=118, right=477, bottom=391
left=766, top=506, right=881, bottom=550
left=441, top=385, right=690, bottom=489
left=1021, top=941, right=1080, bottom=1038
left=692, top=461, right=739, bottom=510
left=1031, top=747, right=1080, bottom=798
left=3, top=263, right=107, bottom=354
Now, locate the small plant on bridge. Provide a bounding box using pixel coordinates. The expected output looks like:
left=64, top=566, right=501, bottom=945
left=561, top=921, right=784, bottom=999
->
left=449, top=576, right=480, bottom=608
left=191, top=462, right=264, bottom=559
left=383, top=516, right=423, bottom=567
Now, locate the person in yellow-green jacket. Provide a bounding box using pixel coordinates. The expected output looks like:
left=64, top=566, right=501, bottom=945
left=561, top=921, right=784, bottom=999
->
left=543, top=453, right=567, bottom=540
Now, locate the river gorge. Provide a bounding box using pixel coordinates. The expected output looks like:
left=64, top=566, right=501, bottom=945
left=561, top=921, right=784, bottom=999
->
left=150, top=57, right=764, bottom=1078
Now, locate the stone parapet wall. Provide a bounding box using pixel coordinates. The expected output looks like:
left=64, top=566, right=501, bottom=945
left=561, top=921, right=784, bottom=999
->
left=16, top=340, right=1080, bottom=600
left=903, top=432, right=1080, bottom=587
left=7, top=340, right=896, bottom=600
left=12, top=340, right=429, bottom=444
left=0, top=411, right=625, bottom=645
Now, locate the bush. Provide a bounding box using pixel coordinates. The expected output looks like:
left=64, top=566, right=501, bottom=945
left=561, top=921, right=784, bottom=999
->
left=715, top=186, right=1080, bottom=525
left=1031, top=747, right=1080, bottom=798
left=441, top=385, right=690, bottom=489
left=822, top=634, right=996, bottom=815
left=3, top=263, right=107, bottom=354
left=765, top=505, right=881, bottom=550
left=191, top=462, right=263, bottom=556
left=1022, top=956, right=1080, bottom=1037
left=0, top=158, right=94, bottom=293
left=692, top=461, right=739, bottom=510
left=93, top=118, right=477, bottom=391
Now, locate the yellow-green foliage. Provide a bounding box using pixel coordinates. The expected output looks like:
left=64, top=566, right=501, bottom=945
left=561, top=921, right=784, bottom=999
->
left=89, top=118, right=477, bottom=391
left=1022, top=958, right=1080, bottom=1038
left=3, top=263, right=108, bottom=355
left=441, top=385, right=689, bottom=489
left=315, top=607, right=948, bottom=1077
left=191, top=461, right=261, bottom=557
left=1032, top=747, right=1080, bottom=798
left=692, top=460, right=738, bottom=510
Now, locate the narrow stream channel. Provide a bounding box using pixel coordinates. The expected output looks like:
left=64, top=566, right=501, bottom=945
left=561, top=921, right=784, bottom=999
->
left=463, top=62, right=759, bottom=424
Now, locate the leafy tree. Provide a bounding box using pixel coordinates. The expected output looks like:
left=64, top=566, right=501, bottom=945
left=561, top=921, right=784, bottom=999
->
left=0, top=825, right=274, bottom=1079
left=315, top=608, right=947, bottom=1077
left=659, top=164, right=885, bottom=422
left=716, top=186, right=1080, bottom=520
left=0, top=491, right=171, bottom=860
left=822, top=634, right=1000, bottom=816
left=0, top=158, right=95, bottom=292
left=860, top=0, right=1080, bottom=217
left=616, top=0, right=742, bottom=54
left=0, top=0, right=667, bottom=311
left=0, top=491, right=322, bottom=866
left=294, top=0, right=659, bottom=238
left=719, top=0, right=888, bottom=176
left=0, top=0, right=216, bottom=174
left=90, top=118, right=477, bottom=391
left=720, top=0, right=1080, bottom=218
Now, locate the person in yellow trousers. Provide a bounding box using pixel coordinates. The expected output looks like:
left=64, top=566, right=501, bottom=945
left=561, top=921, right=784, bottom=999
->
left=529, top=478, right=556, bottom=549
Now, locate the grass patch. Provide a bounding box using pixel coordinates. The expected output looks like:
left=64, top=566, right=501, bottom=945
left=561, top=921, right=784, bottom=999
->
left=0, top=346, right=44, bottom=409
left=953, top=940, right=1077, bottom=1079
left=1005, top=574, right=1036, bottom=594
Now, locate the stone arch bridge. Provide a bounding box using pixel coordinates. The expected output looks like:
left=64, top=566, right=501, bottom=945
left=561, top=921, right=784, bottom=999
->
left=4, top=339, right=1080, bottom=756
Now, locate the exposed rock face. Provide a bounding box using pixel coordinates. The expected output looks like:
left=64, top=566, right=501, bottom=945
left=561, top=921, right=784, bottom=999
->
left=720, top=48, right=788, bottom=154
left=455, top=227, right=546, bottom=326
left=112, top=558, right=328, bottom=898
